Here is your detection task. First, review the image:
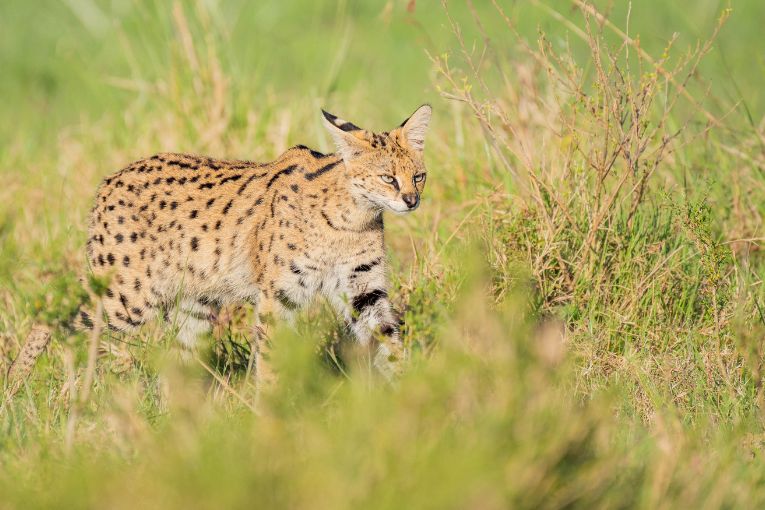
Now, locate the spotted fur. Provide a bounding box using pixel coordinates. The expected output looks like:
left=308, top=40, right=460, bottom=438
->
left=82, top=105, right=432, bottom=375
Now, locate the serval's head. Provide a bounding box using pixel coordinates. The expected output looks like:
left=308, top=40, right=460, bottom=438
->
left=322, top=105, right=431, bottom=214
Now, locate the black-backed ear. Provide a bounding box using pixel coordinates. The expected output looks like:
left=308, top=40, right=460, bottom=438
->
left=396, top=104, right=432, bottom=152
left=321, top=109, right=369, bottom=161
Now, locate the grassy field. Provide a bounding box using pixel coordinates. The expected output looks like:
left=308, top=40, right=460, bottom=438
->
left=3, top=0, right=765, bottom=507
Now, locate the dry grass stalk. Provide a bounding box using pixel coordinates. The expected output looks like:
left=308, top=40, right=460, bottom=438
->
left=79, top=299, right=104, bottom=405
left=4, top=325, right=51, bottom=399
left=62, top=347, right=78, bottom=453
left=0, top=332, right=10, bottom=374
left=196, top=358, right=260, bottom=414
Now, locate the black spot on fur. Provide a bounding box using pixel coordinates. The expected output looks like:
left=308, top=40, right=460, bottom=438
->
left=354, top=259, right=380, bottom=272
left=352, top=289, right=387, bottom=315
left=222, top=199, right=233, bottom=215
left=122, top=255, right=130, bottom=267
left=219, top=174, right=242, bottom=185
left=79, top=311, right=94, bottom=329
left=190, top=237, right=199, bottom=251
left=197, top=296, right=220, bottom=307
left=293, top=144, right=329, bottom=158
left=275, top=289, right=299, bottom=311
left=266, top=165, right=297, bottom=189
left=236, top=172, right=267, bottom=195
left=304, top=160, right=340, bottom=181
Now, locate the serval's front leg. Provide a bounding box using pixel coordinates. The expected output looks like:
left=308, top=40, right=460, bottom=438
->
left=330, top=258, right=405, bottom=378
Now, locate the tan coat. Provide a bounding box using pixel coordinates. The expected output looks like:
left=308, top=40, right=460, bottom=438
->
left=81, top=105, right=431, bottom=374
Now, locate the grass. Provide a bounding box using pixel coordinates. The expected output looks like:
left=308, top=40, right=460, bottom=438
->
left=3, top=0, right=765, bottom=507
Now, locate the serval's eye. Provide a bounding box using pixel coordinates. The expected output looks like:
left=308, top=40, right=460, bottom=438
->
left=413, top=173, right=426, bottom=183
left=380, top=175, right=395, bottom=184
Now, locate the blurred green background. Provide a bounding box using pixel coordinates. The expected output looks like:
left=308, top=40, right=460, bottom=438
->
left=2, top=0, right=763, bottom=145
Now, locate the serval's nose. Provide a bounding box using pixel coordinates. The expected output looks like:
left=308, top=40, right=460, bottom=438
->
left=402, top=193, right=419, bottom=209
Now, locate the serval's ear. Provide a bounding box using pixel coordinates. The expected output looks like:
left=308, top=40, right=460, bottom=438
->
left=395, top=104, right=432, bottom=152
left=321, top=109, right=370, bottom=161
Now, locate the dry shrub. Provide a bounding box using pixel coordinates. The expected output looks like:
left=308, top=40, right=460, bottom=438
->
left=430, top=2, right=752, bottom=417
left=433, top=1, right=730, bottom=320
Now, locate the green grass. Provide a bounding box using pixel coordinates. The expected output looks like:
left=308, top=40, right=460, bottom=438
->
left=3, top=1, right=765, bottom=507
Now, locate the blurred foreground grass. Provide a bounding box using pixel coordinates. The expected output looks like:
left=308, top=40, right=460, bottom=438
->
left=3, top=1, right=765, bottom=508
